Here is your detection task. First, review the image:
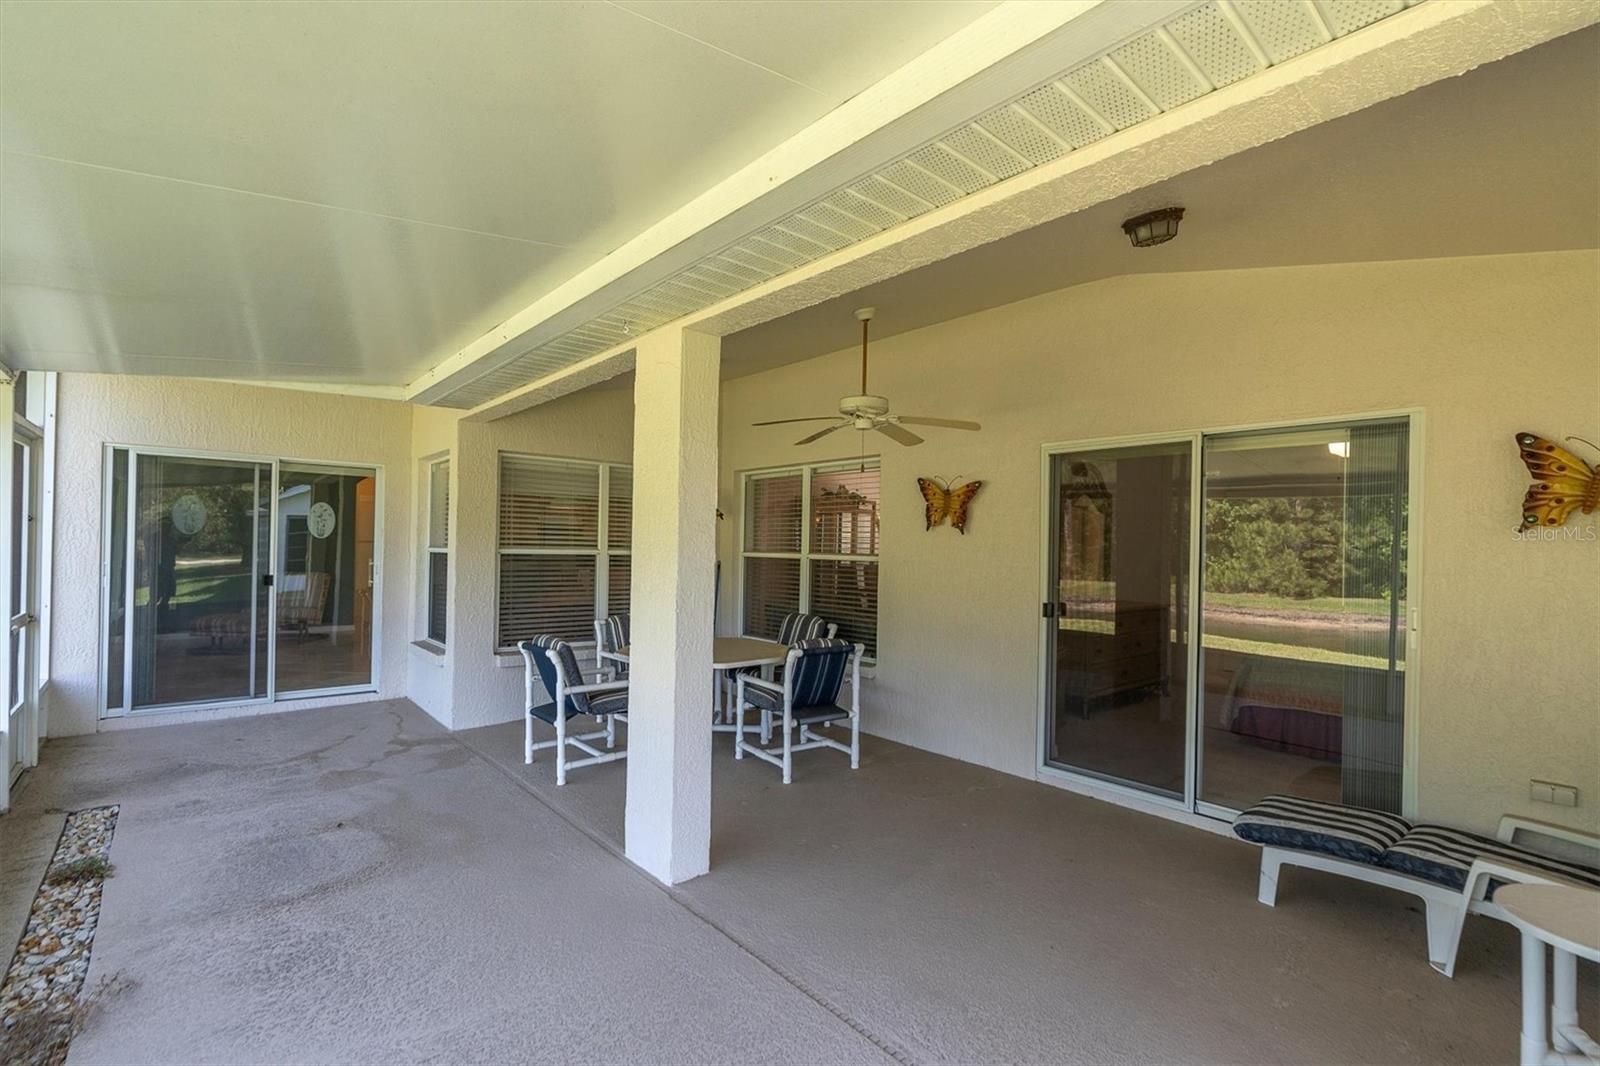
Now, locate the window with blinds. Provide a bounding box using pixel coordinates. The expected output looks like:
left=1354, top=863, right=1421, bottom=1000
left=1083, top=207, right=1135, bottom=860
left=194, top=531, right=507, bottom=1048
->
left=496, top=453, right=630, bottom=649
left=741, top=459, right=880, bottom=660
left=426, top=458, right=449, bottom=644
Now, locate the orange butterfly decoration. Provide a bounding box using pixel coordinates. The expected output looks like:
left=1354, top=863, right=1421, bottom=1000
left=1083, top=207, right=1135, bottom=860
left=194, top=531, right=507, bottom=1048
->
left=1515, top=432, right=1600, bottom=530
left=918, top=477, right=983, bottom=534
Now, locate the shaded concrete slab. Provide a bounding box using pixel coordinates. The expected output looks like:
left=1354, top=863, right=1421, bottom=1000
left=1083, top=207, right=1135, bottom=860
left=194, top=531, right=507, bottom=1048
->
left=462, top=715, right=1595, bottom=1065
left=1, top=702, right=885, bottom=1064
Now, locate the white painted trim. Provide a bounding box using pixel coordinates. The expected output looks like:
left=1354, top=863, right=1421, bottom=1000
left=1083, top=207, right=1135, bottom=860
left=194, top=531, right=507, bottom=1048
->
left=1034, top=763, right=1233, bottom=838
left=213, top=379, right=407, bottom=402
left=97, top=689, right=389, bottom=731
left=36, top=375, right=56, bottom=721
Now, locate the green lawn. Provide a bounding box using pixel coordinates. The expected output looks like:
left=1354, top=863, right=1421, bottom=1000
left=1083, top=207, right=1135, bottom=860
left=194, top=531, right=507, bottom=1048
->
left=134, top=558, right=251, bottom=608
left=1203, top=592, right=1396, bottom=617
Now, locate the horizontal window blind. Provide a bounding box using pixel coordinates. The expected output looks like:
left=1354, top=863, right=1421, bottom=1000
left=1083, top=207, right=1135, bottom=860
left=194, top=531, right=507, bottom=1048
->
left=811, top=464, right=879, bottom=556
left=499, top=456, right=599, bottom=550
left=743, top=557, right=800, bottom=640
left=811, top=559, right=878, bottom=659
left=745, top=473, right=802, bottom=552
left=499, top=554, right=597, bottom=644
left=428, top=459, right=450, bottom=549
left=427, top=554, right=448, bottom=644
left=496, top=453, right=630, bottom=649
left=608, top=554, right=631, bottom=619
left=608, top=466, right=631, bottom=551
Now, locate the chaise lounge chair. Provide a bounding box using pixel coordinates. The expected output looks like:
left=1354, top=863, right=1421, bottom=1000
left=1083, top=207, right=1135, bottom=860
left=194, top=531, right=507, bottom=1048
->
left=1233, top=794, right=1600, bottom=977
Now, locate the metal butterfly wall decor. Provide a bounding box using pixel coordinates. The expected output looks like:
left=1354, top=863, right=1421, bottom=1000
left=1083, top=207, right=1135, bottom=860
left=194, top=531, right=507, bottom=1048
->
left=918, top=476, right=983, bottom=534
left=1515, top=432, right=1599, bottom=530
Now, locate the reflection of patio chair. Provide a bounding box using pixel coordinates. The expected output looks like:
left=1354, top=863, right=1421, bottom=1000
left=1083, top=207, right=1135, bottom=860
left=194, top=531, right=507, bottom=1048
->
left=189, top=571, right=331, bottom=646
left=276, top=572, right=331, bottom=641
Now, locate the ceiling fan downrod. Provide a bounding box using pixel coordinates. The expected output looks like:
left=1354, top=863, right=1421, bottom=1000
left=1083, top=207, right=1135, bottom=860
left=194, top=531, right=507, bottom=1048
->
left=856, top=305, right=874, bottom=395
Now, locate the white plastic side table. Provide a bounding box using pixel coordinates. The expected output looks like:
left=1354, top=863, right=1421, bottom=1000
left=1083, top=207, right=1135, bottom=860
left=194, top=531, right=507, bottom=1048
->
left=1496, top=882, right=1600, bottom=1066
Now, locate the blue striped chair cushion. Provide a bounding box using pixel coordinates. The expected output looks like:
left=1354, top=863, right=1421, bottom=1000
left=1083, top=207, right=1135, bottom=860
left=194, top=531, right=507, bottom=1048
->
left=740, top=680, right=783, bottom=714
left=519, top=635, right=591, bottom=718
left=598, top=613, right=629, bottom=678
left=1378, top=825, right=1600, bottom=896
left=740, top=639, right=854, bottom=720
left=1233, top=794, right=1411, bottom=864
left=587, top=689, right=629, bottom=718
left=788, top=637, right=853, bottom=708
left=776, top=612, right=828, bottom=644
left=599, top=614, right=629, bottom=653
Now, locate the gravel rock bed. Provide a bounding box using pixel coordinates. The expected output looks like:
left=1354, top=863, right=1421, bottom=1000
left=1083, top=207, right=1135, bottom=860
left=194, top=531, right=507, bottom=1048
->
left=0, top=805, right=120, bottom=1064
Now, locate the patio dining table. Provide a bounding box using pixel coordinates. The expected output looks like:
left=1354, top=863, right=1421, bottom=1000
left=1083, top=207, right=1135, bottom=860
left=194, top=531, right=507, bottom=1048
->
left=615, top=636, right=788, bottom=735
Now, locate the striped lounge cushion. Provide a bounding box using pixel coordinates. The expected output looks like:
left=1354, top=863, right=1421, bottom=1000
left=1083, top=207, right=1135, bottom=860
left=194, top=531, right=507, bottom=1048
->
left=1378, top=825, right=1600, bottom=896
left=1233, top=794, right=1411, bottom=864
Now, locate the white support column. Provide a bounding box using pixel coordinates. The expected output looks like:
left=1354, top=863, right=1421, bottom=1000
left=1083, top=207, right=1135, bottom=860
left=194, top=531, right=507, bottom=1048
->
left=624, top=326, right=720, bottom=884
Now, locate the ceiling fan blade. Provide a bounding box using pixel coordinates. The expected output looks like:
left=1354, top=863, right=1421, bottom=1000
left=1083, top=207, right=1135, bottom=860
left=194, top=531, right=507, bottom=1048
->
left=795, top=423, right=848, bottom=446
left=893, top=416, right=982, bottom=431
left=874, top=422, right=924, bottom=447
left=753, top=416, right=842, bottom=427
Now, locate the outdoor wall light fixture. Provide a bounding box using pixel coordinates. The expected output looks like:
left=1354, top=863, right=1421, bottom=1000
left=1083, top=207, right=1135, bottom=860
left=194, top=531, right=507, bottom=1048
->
left=1121, top=206, right=1184, bottom=248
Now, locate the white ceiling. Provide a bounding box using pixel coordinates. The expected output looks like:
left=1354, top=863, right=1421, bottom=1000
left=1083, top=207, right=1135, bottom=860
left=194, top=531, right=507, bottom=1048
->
left=0, top=0, right=996, bottom=382
left=720, top=25, right=1600, bottom=377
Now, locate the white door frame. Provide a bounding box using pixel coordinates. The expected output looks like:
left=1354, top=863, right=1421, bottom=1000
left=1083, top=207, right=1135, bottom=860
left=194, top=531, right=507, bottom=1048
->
left=1035, top=408, right=1425, bottom=826
left=98, top=444, right=384, bottom=718
left=7, top=422, right=42, bottom=792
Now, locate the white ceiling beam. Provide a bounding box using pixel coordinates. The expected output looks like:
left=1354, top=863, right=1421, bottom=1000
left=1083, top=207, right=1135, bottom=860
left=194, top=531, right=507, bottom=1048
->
left=462, top=0, right=1599, bottom=422
left=405, top=0, right=1204, bottom=405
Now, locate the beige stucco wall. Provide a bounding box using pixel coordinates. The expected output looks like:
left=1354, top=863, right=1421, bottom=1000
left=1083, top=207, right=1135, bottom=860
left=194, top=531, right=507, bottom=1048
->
left=716, top=250, right=1600, bottom=836
left=448, top=386, right=634, bottom=730
left=48, top=376, right=416, bottom=737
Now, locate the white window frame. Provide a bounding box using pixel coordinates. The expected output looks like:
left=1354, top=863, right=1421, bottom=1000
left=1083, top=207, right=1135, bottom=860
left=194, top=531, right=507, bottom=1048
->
left=493, top=452, right=630, bottom=653
left=737, top=457, right=881, bottom=663
left=1034, top=408, right=1424, bottom=831
left=423, top=456, right=449, bottom=647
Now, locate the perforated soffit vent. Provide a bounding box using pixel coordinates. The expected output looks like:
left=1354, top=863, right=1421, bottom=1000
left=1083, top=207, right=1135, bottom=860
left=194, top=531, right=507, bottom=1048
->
left=436, top=0, right=1418, bottom=410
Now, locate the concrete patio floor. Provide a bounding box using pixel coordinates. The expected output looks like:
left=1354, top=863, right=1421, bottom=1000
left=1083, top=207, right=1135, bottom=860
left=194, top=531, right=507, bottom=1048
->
left=2, top=699, right=1590, bottom=1063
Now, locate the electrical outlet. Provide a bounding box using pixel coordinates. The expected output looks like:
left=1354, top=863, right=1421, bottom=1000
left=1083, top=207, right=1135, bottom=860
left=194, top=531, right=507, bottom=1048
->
left=1530, top=780, right=1578, bottom=807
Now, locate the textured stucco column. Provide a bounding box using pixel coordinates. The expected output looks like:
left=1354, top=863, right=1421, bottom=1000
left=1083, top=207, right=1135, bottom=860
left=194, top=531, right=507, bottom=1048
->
left=624, top=326, right=720, bottom=884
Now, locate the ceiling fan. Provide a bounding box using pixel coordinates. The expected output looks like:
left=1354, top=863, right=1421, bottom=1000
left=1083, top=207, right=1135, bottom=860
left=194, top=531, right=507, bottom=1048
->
left=752, top=307, right=981, bottom=447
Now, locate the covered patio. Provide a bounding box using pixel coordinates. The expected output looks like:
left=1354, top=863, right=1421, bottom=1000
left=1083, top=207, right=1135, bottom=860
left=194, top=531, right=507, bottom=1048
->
left=1, top=0, right=1598, bottom=1062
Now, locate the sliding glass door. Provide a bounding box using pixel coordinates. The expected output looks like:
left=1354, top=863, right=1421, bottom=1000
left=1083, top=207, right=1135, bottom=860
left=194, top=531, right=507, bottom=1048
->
left=1043, top=416, right=1414, bottom=816
left=274, top=464, right=376, bottom=695
left=1045, top=441, right=1192, bottom=797
left=1197, top=421, right=1409, bottom=813
left=117, top=452, right=272, bottom=709
left=103, top=449, right=379, bottom=716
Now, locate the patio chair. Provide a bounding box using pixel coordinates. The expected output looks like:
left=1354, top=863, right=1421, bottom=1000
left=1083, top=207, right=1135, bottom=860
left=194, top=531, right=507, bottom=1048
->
left=593, top=612, right=629, bottom=680
left=777, top=611, right=836, bottom=644
left=734, top=638, right=861, bottom=784
left=518, top=635, right=629, bottom=786
left=720, top=612, right=838, bottom=718
left=1233, top=794, right=1600, bottom=976
left=277, top=571, right=332, bottom=641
